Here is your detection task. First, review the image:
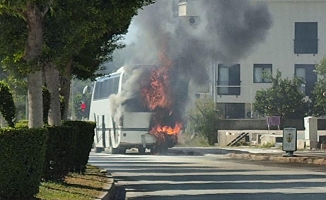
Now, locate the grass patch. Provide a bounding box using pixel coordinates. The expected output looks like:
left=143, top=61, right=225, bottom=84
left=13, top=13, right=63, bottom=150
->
left=36, top=165, right=111, bottom=200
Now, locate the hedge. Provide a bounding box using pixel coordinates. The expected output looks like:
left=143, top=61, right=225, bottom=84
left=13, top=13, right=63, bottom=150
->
left=0, top=128, right=48, bottom=199
left=63, top=121, right=95, bottom=174
left=42, top=126, right=77, bottom=182
left=2, top=120, right=95, bottom=187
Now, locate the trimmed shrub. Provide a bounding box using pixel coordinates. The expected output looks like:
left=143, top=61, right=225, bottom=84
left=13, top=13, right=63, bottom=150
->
left=63, top=121, right=95, bottom=174
left=0, top=128, right=48, bottom=199
left=42, top=126, right=77, bottom=182
left=0, top=81, right=16, bottom=127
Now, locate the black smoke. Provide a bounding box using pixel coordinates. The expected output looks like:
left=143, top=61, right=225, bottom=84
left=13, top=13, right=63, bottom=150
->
left=114, top=0, right=273, bottom=122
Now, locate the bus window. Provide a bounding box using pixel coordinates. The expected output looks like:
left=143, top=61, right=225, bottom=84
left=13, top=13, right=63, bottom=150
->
left=102, top=79, right=110, bottom=98
left=93, top=75, right=121, bottom=101
left=93, top=81, right=102, bottom=100
left=112, top=77, right=119, bottom=94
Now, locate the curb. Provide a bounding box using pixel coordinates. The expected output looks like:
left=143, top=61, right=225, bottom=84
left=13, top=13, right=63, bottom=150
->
left=97, top=172, right=116, bottom=200
left=228, top=153, right=326, bottom=165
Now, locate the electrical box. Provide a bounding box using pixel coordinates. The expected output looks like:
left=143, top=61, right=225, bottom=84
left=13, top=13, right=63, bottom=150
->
left=304, top=116, right=317, bottom=141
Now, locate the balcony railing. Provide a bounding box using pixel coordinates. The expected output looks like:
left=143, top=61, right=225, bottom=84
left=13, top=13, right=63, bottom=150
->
left=294, top=39, right=318, bottom=54
left=217, top=83, right=241, bottom=96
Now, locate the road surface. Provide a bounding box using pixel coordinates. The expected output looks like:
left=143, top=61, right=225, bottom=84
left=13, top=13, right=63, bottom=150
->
left=88, top=148, right=326, bottom=200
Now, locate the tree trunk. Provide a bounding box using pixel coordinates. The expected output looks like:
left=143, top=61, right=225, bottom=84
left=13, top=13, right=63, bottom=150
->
left=27, top=71, right=43, bottom=128
left=24, top=3, right=44, bottom=128
left=60, top=59, right=73, bottom=121
left=44, top=62, right=61, bottom=126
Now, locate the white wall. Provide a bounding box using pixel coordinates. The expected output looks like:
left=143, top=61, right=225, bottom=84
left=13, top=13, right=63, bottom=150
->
left=215, top=0, right=326, bottom=104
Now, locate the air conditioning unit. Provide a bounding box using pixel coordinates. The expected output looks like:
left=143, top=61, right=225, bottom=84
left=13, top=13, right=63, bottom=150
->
left=177, top=0, right=200, bottom=28
left=179, top=15, right=201, bottom=28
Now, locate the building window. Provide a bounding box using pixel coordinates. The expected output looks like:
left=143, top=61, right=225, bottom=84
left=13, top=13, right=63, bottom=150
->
left=217, top=103, right=245, bottom=119
left=294, top=64, right=317, bottom=96
left=217, top=64, right=240, bottom=95
left=253, top=64, right=272, bottom=83
left=294, top=22, right=318, bottom=54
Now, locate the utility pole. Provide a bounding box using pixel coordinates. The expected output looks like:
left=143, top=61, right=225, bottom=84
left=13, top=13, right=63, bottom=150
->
left=213, top=61, right=217, bottom=110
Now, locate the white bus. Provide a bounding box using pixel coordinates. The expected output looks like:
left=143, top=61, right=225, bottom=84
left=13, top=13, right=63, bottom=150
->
left=89, top=67, right=157, bottom=154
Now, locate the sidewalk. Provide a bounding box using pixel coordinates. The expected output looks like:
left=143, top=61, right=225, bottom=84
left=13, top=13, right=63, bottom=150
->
left=170, top=147, right=326, bottom=165
left=219, top=147, right=326, bottom=165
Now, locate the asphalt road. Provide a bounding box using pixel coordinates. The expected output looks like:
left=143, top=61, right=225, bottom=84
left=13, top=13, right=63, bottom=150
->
left=88, top=148, right=326, bottom=200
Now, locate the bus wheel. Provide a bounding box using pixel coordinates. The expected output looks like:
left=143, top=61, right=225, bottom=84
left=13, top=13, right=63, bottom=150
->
left=110, top=147, right=119, bottom=154
left=118, top=148, right=127, bottom=154
left=154, top=145, right=168, bottom=155
left=150, top=147, right=159, bottom=155
left=138, top=147, right=146, bottom=155
left=95, top=147, right=103, bottom=153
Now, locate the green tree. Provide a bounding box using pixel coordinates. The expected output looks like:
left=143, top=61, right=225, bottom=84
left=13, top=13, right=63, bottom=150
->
left=254, top=70, right=307, bottom=120
left=42, top=0, right=154, bottom=123
left=0, top=0, right=53, bottom=128
left=187, top=98, right=219, bottom=145
left=311, top=57, right=326, bottom=116
left=0, top=65, right=28, bottom=120
left=73, top=93, right=91, bottom=120
left=0, top=0, right=154, bottom=127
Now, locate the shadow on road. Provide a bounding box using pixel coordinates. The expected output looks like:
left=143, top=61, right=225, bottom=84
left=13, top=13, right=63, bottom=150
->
left=111, top=160, right=325, bottom=199
left=127, top=193, right=326, bottom=200
left=89, top=151, right=326, bottom=200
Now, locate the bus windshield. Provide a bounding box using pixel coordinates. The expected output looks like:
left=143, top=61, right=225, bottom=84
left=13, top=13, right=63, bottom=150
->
left=93, top=74, right=120, bottom=101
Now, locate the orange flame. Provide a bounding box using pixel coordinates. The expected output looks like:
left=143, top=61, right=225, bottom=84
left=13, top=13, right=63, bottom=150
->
left=141, top=43, right=183, bottom=137
left=151, top=122, right=183, bottom=135
left=141, top=50, right=173, bottom=108
left=141, top=66, right=172, bottom=110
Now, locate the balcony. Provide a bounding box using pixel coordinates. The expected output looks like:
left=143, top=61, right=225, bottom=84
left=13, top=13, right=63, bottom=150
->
left=217, top=83, right=241, bottom=96
left=294, top=39, right=318, bottom=54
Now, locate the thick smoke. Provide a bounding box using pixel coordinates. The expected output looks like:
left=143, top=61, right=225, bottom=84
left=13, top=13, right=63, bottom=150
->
left=126, top=0, right=272, bottom=83
left=204, top=1, right=273, bottom=61
left=113, top=0, right=272, bottom=121
left=108, top=66, right=151, bottom=122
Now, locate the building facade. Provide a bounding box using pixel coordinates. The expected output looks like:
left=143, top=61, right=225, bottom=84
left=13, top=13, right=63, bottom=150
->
left=212, top=0, right=326, bottom=119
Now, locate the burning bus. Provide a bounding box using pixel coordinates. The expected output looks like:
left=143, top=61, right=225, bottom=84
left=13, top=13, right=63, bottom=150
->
left=89, top=63, right=183, bottom=154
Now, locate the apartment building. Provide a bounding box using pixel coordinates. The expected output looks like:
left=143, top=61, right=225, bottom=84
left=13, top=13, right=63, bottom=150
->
left=184, top=0, right=326, bottom=119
